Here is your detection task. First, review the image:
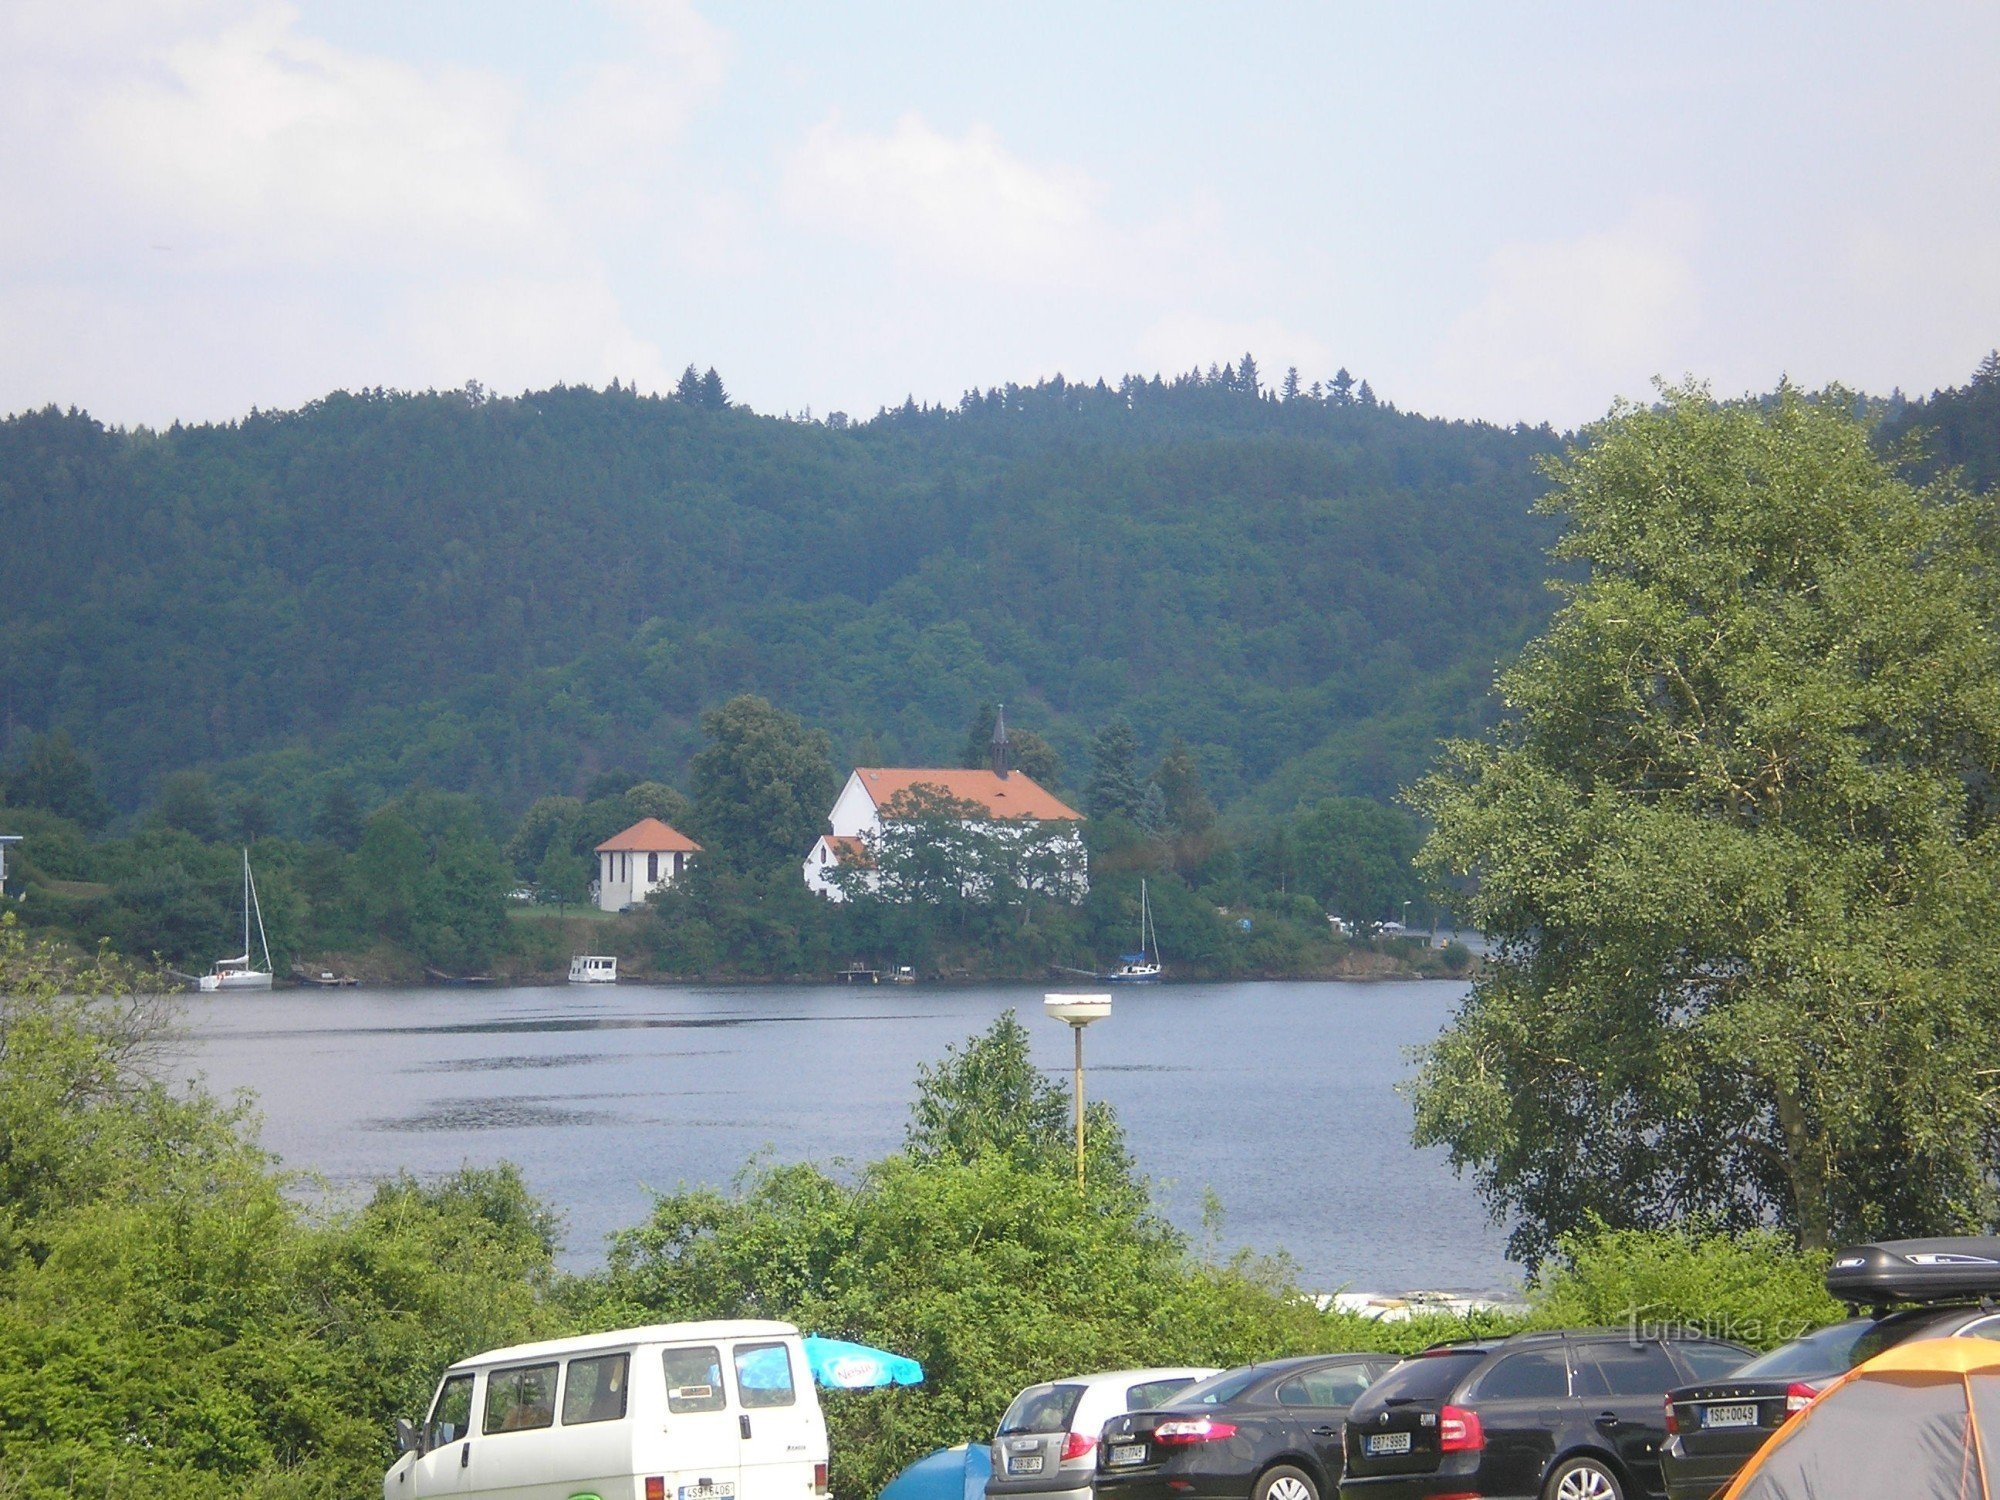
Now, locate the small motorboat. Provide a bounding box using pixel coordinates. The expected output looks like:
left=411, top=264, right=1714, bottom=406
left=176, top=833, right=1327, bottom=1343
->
left=568, top=954, right=618, bottom=984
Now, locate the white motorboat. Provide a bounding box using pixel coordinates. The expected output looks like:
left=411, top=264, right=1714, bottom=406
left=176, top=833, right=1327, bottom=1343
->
left=568, top=954, right=618, bottom=984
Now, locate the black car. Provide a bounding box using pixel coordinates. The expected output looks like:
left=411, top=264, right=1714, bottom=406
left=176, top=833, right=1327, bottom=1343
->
left=1097, top=1355, right=1400, bottom=1500
left=1662, top=1306, right=2000, bottom=1499
left=1338, top=1329, right=1751, bottom=1500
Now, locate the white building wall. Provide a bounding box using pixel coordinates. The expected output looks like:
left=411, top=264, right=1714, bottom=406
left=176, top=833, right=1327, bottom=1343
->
left=827, top=773, right=883, bottom=839
left=598, top=848, right=693, bottom=911
left=802, top=837, right=856, bottom=902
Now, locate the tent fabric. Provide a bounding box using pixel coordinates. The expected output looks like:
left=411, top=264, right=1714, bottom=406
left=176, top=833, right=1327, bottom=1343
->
left=1723, top=1337, right=2000, bottom=1500
left=877, top=1443, right=989, bottom=1500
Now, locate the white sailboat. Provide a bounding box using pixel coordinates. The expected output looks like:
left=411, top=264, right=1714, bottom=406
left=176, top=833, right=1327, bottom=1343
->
left=1109, top=878, right=1163, bottom=982
left=199, top=848, right=274, bottom=992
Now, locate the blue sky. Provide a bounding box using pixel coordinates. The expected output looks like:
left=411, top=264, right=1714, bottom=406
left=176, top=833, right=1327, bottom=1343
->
left=4, top=1, right=1995, bottom=428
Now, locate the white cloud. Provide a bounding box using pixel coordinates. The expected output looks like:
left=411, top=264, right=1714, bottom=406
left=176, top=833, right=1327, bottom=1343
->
left=89, top=8, right=549, bottom=270
left=1425, top=199, right=1703, bottom=425
left=781, top=113, right=1105, bottom=284
left=0, top=0, right=687, bottom=422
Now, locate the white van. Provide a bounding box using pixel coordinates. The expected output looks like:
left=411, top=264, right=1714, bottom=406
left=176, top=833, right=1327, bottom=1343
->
left=384, top=1320, right=830, bottom=1500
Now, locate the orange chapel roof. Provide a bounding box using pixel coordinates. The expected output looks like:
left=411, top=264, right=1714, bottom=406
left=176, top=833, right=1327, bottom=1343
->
left=851, top=768, right=1082, bottom=821
left=596, top=817, right=703, bottom=853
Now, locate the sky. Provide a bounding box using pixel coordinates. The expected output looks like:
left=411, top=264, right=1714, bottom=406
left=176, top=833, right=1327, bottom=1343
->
left=4, top=0, right=1997, bottom=431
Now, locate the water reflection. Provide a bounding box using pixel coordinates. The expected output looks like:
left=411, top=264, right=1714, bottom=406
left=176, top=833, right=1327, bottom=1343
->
left=170, top=980, right=1516, bottom=1293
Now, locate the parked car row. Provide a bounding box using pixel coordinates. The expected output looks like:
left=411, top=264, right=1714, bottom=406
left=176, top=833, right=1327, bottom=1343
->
left=991, top=1236, right=2000, bottom=1500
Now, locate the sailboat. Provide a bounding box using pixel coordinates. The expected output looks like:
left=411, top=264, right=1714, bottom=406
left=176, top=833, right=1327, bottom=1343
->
left=1108, top=878, right=1162, bottom=982
left=199, top=848, right=274, bottom=992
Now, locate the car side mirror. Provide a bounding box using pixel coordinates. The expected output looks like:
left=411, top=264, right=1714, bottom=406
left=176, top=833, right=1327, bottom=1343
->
left=396, top=1417, right=425, bottom=1457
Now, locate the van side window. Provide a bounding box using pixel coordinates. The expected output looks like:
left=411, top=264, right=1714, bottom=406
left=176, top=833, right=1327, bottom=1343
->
left=427, top=1373, right=474, bottom=1447
left=485, top=1363, right=559, bottom=1434
left=563, top=1353, right=631, bottom=1425
left=734, top=1342, right=797, bottom=1409
left=664, top=1346, right=728, bottom=1413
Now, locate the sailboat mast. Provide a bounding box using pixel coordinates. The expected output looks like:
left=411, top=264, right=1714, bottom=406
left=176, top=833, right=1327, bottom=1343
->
left=246, top=851, right=273, bottom=972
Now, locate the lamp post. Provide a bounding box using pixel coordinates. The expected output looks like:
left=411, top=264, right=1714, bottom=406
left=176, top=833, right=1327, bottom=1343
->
left=1044, top=992, right=1112, bottom=1191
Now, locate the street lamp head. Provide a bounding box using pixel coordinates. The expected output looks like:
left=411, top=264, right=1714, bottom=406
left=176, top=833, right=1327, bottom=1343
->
left=1045, top=992, right=1111, bottom=1026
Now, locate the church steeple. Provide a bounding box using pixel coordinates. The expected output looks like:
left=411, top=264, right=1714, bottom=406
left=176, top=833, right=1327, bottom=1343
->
left=991, top=702, right=1011, bottom=778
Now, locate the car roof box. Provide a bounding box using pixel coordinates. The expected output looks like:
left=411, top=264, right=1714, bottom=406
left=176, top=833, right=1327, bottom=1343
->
left=1826, top=1237, right=2000, bottom=1305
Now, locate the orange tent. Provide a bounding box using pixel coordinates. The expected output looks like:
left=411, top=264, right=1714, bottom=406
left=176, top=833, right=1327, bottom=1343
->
left=1725, top=1336, right=2000, bottom=1499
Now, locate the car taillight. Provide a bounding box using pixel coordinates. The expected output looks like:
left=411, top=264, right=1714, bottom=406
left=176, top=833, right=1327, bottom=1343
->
left=1785, top=1382, right=1819, bottom=1414
left=646, top=1480, right=666, bottom=1500
left=1438, top=1405, right=1485, bottom=1452
left=1663, top=1396, right=1678, bottom=1436
left=814, top=1463, right=829, bottom=1495
left=1062, top=1432, right=1097, bottom=1462
left=1154, top=1419, right=1239, bottom=1445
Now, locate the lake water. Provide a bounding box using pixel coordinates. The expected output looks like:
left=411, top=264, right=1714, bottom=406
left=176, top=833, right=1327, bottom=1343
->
left=166, top=979, right=1517, bottom=1294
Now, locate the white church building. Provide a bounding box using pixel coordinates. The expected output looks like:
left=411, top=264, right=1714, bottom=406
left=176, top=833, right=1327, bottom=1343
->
left=803, top=711, right=1086, bottom=902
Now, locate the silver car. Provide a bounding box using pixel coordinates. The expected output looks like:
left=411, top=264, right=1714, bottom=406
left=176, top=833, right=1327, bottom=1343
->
left=989, top=1368, right=1220, bottom=1500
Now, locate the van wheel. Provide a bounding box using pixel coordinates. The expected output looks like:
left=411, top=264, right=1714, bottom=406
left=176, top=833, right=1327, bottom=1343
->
left=1544, top=1456, right=1623, bottom=1500
left=1253, top=1465, right=1318, bottom=1500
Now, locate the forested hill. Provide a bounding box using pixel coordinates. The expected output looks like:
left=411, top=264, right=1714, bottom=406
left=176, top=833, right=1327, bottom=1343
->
left=0, top=369, right=1559, bottom=824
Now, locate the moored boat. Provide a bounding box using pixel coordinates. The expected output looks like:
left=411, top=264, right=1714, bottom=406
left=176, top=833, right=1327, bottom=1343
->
left=1107, top=879, right=1163, bottom=982
left=199, top=849, right=274, bottom=991
left=568, top=954, right=618, bottom=983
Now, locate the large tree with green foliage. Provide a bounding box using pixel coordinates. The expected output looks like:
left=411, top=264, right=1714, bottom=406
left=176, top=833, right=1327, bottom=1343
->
left=1409, top=385, right=2000, bottom=1259
left=690, top=695, right=838, bottom=876
left=1291, top=796, right=1421, bottom=924
left=1, top=729, right=110, bottom=829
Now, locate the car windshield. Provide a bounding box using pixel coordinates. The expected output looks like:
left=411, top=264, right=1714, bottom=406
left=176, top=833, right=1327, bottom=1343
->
left=1358, top=1350, right=1484, bottom=1405
left=1729, top=1321, right=1877, bottom=1381
left=1170, top=1368, right=1262, bottom=1407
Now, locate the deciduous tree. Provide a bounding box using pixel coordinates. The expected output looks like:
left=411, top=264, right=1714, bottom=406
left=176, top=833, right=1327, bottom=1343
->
left=1409, top=385, right=2000, bottom=1258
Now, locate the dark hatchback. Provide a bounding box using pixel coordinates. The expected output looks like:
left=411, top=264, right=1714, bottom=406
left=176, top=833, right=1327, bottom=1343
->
left=1661, top=1304, right=2000, bottom=1500
left=1097, top=1355, right=1400, bottom=1500
left=1338, top=1330, right=1751, bottom=1500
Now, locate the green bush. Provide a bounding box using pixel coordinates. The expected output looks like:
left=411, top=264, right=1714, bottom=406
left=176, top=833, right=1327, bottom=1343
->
left=1526, top=1221, right=1843, bottom=1350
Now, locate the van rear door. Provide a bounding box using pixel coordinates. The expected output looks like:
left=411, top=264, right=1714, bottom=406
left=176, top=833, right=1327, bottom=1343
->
left=732, top=1338, right=823, bottom=1500
left=652, top=1342, right=746, bottom=1500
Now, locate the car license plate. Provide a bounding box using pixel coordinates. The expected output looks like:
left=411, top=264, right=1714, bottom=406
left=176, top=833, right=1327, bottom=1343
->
left=679, top=1486, right=736, bottom=1500
left=1703, top=1404, right=1760, bottom=1428
left=1365, top=1432, right=1412, bottom=1455
left=1108, top=1444, right=1146, bottom=1467
left=1008, top=1456, right=1045, bottom=1475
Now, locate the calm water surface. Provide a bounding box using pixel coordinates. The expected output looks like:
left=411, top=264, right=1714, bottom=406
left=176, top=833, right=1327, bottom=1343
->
left=167, top=980, right=1515, bottom=1293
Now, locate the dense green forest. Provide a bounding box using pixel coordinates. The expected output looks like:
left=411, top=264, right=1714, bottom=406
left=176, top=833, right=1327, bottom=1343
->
left=0, top=360, right=1566, bottom=825
left=2, top=356, right=1994, bottom=979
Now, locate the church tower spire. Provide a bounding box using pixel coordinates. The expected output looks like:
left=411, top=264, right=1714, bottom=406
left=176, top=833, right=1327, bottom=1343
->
left=990, top=702, right=1011, bottom=778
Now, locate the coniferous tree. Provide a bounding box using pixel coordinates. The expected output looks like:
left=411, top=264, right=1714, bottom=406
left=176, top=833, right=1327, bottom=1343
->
left=962, top=703, right=999, bottom=769
left=312, top=784, right=366, bottom=851
left=674, top=364, right=703, bottom=403
left=1330, top=368, right=1356, bottom=406
left=698, top=368, right=730, bottom=410
left=1085, top=721, right=1146, bottom=821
